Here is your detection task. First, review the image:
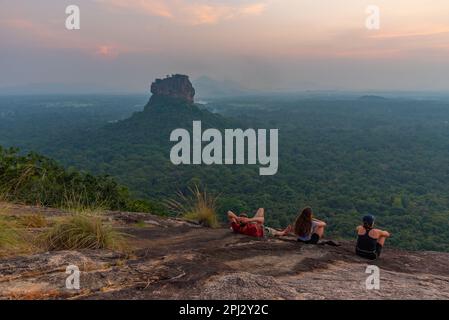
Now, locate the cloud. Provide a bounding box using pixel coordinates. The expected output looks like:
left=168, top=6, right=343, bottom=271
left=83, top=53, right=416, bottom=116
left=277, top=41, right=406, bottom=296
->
left=96, top=0, right=173, bottom=18
left=1, top=19, right=35, bottom=30
left=1, top=17, right=125, bottom=59
left=95, top=45, right=119, bottom=58
left=0, top=18, right=60, bottom=46
left=368, top=29, right=449, bottom=39
left=97, top=0, right=267, bottom=25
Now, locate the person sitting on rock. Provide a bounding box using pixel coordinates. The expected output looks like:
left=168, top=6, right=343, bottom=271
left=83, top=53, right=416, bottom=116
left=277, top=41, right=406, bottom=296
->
left=227, top=208, right=291, bottom=238
left=356, top=214, right=390, bottom=260
left=293, top=207, right=327, bottom=244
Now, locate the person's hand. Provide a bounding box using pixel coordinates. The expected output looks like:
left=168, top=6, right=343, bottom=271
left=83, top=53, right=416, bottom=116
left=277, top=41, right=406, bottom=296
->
left=239, top=217, right=250, bottom=224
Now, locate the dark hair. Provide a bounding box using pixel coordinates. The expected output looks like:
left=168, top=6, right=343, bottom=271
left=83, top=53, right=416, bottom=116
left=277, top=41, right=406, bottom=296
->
left=239, top=213, right=248, bottom=226
left=362, top=215, right=375, bottom=229
left=294, top=207, right=313, bottom=237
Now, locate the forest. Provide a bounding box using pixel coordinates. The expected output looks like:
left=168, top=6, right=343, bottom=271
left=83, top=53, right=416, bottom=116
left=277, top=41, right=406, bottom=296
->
left=1, top=94, right=449, bottom=251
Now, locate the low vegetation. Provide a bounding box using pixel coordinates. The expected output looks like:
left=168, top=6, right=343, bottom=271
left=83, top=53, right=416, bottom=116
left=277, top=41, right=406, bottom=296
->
left=0, top=146, right=156, bottom=214
left=1, top=200, right=127, bottom=256
left=16, top=214, right=48, bottom=228
left=3, top=94, right=449, bottom=251
left=40, top=213, right=125, bottom=251
left=166, top=185, right=219, bottom=228
left=0, top=214, right=36, bottom=257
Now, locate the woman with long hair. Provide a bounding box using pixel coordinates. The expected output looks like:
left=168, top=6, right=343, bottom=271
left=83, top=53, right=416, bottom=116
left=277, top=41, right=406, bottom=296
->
left=293, top=207, right=327, bottom=244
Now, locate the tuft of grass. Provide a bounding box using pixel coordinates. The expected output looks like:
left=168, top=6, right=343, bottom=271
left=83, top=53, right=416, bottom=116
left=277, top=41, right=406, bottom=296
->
left=166, top=185, right=219, bottom=228
left=0, top=216, right=21, bottom=254
left=0, top=215, right=35, bottom=257
left=60, top=189, right=107, bottom=215
left=16, top=214, right=48, bottom=229
left=40, top=214, right=126, bottom=251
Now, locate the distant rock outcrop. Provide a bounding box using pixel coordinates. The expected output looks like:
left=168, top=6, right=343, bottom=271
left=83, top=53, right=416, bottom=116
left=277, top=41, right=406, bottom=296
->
left=150, top=74, right=195, bottom=103
left=108, top=73, right=230, bottom=146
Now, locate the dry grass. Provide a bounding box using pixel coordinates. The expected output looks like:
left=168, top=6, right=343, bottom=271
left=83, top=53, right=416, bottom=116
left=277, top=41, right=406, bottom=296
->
left=61, top=189, right=107, bottom=215
left=0, top=215, right=37, bottom=257
left=0, top=197, right=128, bottom=257
left=0, top=201, right=47, bottom=257
left=16, top=214, right=48, bottom=228
left=40, top=213, right=126, bottom=251
left=0, top=200, right=12, bottom=214
left=166, top=185, right=219, bottom=228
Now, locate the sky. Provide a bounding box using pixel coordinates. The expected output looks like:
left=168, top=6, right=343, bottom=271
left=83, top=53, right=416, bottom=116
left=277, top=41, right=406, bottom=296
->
left=1, top=0, right=449, bottom=93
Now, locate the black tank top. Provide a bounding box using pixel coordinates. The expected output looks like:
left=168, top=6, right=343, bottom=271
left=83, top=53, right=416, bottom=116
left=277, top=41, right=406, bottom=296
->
left=356, top=227, right=377, bottom=253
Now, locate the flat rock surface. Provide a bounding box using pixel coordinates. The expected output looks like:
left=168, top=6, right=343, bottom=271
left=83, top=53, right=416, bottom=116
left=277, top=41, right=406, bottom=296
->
left=1, top=208, right=449, bottom=300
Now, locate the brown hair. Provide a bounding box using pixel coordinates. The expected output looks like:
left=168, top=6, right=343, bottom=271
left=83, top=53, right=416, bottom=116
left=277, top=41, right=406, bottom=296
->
left=294, top=207, right=313, bottom=237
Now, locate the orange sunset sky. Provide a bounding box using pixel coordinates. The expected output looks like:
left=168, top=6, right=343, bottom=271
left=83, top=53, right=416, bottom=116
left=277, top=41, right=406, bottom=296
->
left=1, top=0, right=449, bottom=92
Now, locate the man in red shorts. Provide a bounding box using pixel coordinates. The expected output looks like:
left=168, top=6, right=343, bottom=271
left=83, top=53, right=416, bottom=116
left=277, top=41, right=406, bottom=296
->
left=227, top=208, right=266, bottom=238
left=228, top=208, right=292, bottom=238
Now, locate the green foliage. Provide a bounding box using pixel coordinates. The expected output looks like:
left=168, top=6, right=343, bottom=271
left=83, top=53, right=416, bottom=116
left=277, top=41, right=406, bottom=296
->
left=2, top=95, right=449, bottom=251
left=126, top=199, right=168, bottom=216
left=0, top=146, right=150, bottom=213
left=216, top=197, right=249, bottom=218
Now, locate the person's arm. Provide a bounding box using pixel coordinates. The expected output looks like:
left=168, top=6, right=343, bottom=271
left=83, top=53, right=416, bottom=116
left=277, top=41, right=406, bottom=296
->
left=313, top=218, right=327, bottom=227
left=379, top=230, right=391, bottom=238
left=246, top=216, right=264, bottom=224
left=227, top=211, right=239, bottom=224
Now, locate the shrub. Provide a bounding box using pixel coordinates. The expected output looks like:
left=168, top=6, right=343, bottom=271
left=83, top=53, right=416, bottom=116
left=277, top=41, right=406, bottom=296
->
left=0, top=147, right=131, bottom=211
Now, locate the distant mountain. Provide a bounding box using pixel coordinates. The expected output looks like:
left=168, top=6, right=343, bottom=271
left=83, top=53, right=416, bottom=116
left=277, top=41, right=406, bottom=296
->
left=193, top=76, right=252, bottom=98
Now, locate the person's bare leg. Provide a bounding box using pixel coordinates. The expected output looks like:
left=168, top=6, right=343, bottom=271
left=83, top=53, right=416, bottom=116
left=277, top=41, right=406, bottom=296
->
left=254, top=208, right=264, bottom=218
left=315, top=225, right=325, bottom=238
left=264, top=225, right=290, bottom=237
left=285, top=224, right=293, bottom=235
left=377, top=236, right=387, bottom=246
left=265, top=227, right=280, bottom=236
left=252, top=208, right=264, bottom=223
left=274, top=225, right=293, bottom=236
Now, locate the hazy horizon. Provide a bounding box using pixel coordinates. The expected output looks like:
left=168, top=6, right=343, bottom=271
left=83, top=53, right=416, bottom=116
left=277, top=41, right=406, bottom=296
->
left=1, top=0, right=449, bottom=93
